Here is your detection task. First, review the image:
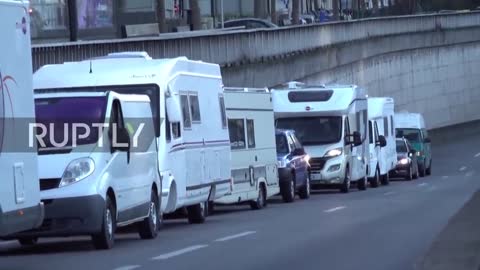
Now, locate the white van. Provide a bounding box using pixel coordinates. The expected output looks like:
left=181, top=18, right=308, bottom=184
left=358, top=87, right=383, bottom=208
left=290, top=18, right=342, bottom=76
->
left=14, top=91, right=161, bottom=249
left=32, top=53, right=232, bottom=225
left=367, top=97, right=396, bottom=187
left=0, top=0, right=44, bottom=237
left=394, top=112, right=432, bottom=177
left=214, top=88, right=280, bottom=210
left=272, top=82, right=369, bottom=193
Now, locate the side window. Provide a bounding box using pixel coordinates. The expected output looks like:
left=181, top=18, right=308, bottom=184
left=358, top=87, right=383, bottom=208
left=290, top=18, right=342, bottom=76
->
left=374, top=122, right=380, bottom=142
left=423, top=129, right=429, bottom=140
left=383, top=117, right=389, bottom=137
left=246, top=119, right=256, bottom=148
left=172, top=123, right=181, bottom=139
left=390, top=115, right=394, bottom=135
left=286, top=134, right=295, bottom=152
left=362, top=110, right=368, bottom=140
left=368, top=121, right=373, bottom=144
left=108, top=101, right=125, bottom=146
left=165, top=113, right=171, bottom=142
left=180, top=94, right=191, bottom=129
left=344, top=117, right=350, bottom=136
left=189, top=94, right=201, bottom=122
left=228, top=119, right=245, bottom=150
left=219, top=95, right=227, bottom=129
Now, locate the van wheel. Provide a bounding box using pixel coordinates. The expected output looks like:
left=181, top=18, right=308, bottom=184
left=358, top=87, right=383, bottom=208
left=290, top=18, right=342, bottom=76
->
left=426, top=160, right=432, bottom=175
left=280, top=174, right=295, bottom=203
left=138, top=191, right=160, bottom=239
left=357, top=176, right=367, bottom=191
left=208, top=201, right=215, bottom=216
left=298, top=173, right=311, bottom=199
left=18, top=237, right=38, bottom=246
left=92, top=197, right=116, bottom=250
left=187, top=202, right=207, bottom=224
left=340, top=168, right=350, bottom=193
left=370, top=167, right=380, bottom=188
left=250, top=184, right=266, bottom=210
left=381, top=172, right=390, bottom=186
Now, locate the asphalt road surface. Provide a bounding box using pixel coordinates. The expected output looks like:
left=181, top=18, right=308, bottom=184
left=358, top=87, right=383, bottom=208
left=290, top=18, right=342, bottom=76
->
left=1, top=132, right=479, bottom=270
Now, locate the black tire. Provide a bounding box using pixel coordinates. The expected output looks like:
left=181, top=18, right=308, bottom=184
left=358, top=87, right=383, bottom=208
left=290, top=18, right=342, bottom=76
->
left=370, top=167, right=380, bottom=188
left=381, top=171, right=390, bottom=186
left=426, top=160, right=432, bottom=176
left=358, top=176, right=367, bottom=191
left=280, top=174, right=295, bottom=203
left=92, top=196, right=116, bottom=250
left=138, top=191, right=160, bottom=240
left=340, top=167, right=350, bottom=193
left=208, top=201, right=215, bottom=216
left=298, top=172, right=311, bottom=199
left=250, top=184, right=266, bottom=210
left=405, top=165, right=414, bottom=181
left=18, top=237, right=38, bottom=246
left=187, top=202, right=207, bottom=224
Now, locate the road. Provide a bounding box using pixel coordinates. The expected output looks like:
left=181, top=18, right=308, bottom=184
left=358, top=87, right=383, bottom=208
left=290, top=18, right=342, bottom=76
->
left=1, top=132, right=479, bottom=270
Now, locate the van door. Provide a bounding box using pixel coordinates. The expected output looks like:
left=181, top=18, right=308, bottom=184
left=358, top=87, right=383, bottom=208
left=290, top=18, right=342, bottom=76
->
left=373, top=121, right=381, bottom=171
left=343, top=116, right=352, bottom=179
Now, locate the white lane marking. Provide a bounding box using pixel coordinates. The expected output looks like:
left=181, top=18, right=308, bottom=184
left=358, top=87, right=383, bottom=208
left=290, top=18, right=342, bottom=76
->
left=465, top=171, right=475, bottom=177
left=324, top=206, right=346, bottom=213
left=418, top=183, right=428, bottom=187
left=459, top=166, right=467, bottom=172
left=475, top=153, right=480, bottom=158
left=442, top=176, right=449, bottom=180
left=114, top=266, right=141, bottom=270
left=214, top=231, right=257, bottom=242
left=384, top=191, right=396, bottom=196
left=151, top=245, right=208, bottom=260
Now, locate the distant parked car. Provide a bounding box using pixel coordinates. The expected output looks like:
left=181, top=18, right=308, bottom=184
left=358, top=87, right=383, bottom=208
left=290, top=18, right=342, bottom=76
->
left=275, top=129, right=311, bottom=203
left=221, top=18, right=278, bottom=29
left=392, top=138, right=419, bottom=180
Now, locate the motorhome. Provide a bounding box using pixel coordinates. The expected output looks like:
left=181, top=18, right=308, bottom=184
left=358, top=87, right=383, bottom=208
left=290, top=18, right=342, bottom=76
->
left=367, top=97, right=396, bottom=187
left=215, top=88, right=279, bottom=209
left=13, top=92, right=161, bottom=249
left=0, top=0, right=44, bottom=237
left=394, top=112, right=432, bottom=177
left=272, top=82, right=369, bottom=193
left=32, top=53, right=232, bottom=227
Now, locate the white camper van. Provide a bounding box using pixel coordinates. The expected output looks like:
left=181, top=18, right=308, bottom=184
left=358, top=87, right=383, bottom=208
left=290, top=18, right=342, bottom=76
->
left=0, top=0, right=44, bottom=237
left=32, top=53, right=232, bottom=226
left=14, top=91, right=161, bottom=249
left=214, top=88, right=280, bottom=210
left=272, top=82, right=369, bottom=193
left=367, top=97, right=396, bottom=187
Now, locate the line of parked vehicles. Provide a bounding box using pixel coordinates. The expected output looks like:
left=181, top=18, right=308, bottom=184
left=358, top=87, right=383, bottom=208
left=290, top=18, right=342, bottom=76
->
left=0, top=0, right=433, bottom=251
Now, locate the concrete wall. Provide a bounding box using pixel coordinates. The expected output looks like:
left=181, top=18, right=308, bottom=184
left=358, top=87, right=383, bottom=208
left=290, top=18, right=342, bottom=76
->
left=301, top=42, right=480, bottom=129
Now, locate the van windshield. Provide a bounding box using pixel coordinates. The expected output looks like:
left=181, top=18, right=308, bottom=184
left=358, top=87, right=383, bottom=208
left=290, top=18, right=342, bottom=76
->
left=396, top=140, right=407, bottom=153
left=276, top=117, right=342, bottom=145
left=275, top=134, right=289, bottom=154
left=35, top=96, right=108, bottom=148
left=396, top=128, right=422, bottom=143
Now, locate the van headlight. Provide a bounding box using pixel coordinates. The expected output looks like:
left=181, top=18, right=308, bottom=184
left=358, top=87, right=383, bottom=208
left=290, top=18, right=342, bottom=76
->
left=60, top=158, right=95, bottom=187
left=398, top=158, right=409, bottom=165
left=324, top=148, right=342, bottom=158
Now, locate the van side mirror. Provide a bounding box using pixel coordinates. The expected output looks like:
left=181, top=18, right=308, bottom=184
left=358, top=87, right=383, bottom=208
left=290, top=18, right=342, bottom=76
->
left=166, top=96, right=182, bottom=123
left=352, top=131, right=362, bottom=146
left=424, top=137, right=431, bottom=143
left=377, top=135, right=387, bottom=148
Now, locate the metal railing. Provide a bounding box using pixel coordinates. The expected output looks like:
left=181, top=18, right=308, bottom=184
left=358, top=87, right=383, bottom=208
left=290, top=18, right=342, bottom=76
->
left=32, top=11, right=480, bottom=71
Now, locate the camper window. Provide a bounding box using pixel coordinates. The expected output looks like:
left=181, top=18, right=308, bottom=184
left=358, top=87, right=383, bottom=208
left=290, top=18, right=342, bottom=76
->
left=219, top=95, right=227, bottom=129
left=390, top=116, right=394, bottom=135
left=189, top=94, right=201, bottom=122
left=369, top=121, right=373, bottom=144
left=374, top=122, right=380, bottom=142
left=383, top=117, right=389, bottom=137
left=247, top=119, right=256, bottom=148
left=180, top=94, right=191, bottom=129
left=228, top=119, right=246, bottom=150
left=165, top=113, right=181, bottom=141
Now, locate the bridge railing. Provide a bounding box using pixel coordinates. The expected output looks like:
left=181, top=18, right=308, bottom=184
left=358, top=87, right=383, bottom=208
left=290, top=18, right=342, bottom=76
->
left=32, top=11, right=480, bottom=71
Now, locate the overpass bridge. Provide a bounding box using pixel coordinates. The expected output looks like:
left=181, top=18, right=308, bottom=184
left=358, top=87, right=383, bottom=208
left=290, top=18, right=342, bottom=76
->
left=32, top=11, right=480, bottom=129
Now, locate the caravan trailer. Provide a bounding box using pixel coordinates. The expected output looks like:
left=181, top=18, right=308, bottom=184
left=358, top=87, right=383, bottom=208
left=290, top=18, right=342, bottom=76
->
left=367, top=97, right=396, bottom=187
left=0, top=0, right=44, bottom=238
left=32, top=53, right=232, bottom=226
left=214, top=88, right=280, bottom=209
left=272, top=82, right=369, bottom=193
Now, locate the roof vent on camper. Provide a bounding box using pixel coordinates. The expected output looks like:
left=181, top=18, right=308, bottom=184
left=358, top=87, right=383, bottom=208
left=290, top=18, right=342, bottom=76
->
left=284, top=81, right=306, bottom=89
left=94, top=51, right=153, bottom=60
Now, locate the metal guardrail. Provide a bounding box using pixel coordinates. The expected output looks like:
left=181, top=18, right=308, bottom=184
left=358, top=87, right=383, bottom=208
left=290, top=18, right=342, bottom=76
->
left=32, top=11, right=480, bottom=71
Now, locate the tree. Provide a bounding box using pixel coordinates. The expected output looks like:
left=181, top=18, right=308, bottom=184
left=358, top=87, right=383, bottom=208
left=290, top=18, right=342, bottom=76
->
left=271, top=0, right=278, bottom=24
left=155, top=0, right=167, bottom=33
left=189, top=0, right=202, bottom=30
left=373, top=0, right=379, bottom=14
left=292, top=0, right=301, bottom=24
left=313, top=0, right=320, bottom=10
left=332, top=0, right=339, bottom=20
